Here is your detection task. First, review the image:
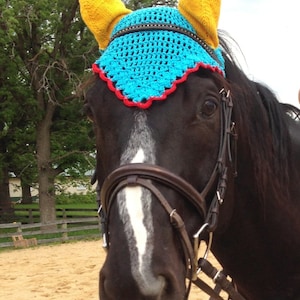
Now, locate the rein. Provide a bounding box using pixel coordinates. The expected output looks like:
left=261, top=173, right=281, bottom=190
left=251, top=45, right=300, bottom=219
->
left=98, top=89, right=244, bottom=299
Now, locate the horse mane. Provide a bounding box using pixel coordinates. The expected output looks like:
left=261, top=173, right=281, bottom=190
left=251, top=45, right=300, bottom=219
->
left=218, top=32, right=291, bottom=204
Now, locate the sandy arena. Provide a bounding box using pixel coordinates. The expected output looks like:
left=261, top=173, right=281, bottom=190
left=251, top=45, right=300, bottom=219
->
left=0, top=239, right=226, bottom=300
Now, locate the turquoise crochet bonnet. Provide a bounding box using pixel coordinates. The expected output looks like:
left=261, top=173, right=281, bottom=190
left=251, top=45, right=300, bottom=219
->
left=92, top=6, right=225, bottom=109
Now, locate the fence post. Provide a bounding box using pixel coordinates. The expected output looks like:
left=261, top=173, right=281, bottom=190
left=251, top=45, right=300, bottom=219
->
left=28, top=209, right=34, bottom=224
left=61, top=221, right=68, bottom=242
left=62, top=208, right=67, bottom=219
left=17, top=222, right=22, bottom=234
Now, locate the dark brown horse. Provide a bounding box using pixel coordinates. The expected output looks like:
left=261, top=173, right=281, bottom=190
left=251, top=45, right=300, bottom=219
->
left=82, top=6, right=300, bottom=300
left=85, top=38, right=300, bottom=299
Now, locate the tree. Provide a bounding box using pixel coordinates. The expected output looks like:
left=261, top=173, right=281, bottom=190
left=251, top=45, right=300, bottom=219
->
left=0, top=18, right=37, bottom=218
left=124, top=0, right=177, bottom=9
left=0, top=0, right=96, bottom=227
left=0, top=0, right=178, bottom=224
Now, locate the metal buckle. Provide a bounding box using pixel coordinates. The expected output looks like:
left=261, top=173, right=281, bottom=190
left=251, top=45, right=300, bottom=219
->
left=192, top=223, right=213, bottom=279
left=98, top=205, right=108, bottom=250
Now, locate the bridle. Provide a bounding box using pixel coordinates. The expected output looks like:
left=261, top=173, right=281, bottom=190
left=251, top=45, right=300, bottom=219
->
left=98, top=89, right=242, bottom=299
left=97, top=89, right=245, bottom=299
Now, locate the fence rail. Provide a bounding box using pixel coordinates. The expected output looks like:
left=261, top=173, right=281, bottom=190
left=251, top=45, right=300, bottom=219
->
left=9, top=207, right=98, bottom=224
left=0, top=217, right=101, bottom=248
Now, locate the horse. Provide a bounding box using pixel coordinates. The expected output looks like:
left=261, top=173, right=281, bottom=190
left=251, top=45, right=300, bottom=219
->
left=82, top=8, right=300, bottom=300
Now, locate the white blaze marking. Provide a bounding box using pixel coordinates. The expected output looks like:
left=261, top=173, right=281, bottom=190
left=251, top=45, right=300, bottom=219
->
left=131, top=147, right=145, bottom=163
left=117, top=112, right=164, bottom=295
left=125, top=149, right=147, bottom=268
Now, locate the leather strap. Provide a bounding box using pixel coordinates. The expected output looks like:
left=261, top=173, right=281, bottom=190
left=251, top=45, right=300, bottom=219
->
left=98, top=89, right=243, bottom=299
left=199, top=259, right=246, bottom=300
left=101, top=163, right=207, bottom=219
left=193, top=278, right=223, bottom=300
left=102, top=173, right=197, bottom=298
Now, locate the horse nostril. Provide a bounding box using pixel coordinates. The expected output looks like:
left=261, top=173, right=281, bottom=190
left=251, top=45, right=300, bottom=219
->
left=100, top=271, right=114, bottom=299
left=101, top=273, right=166, bottom=299
left=132, top=275, right=167, bottom=298
left=146, top=275, right=166, bottom=297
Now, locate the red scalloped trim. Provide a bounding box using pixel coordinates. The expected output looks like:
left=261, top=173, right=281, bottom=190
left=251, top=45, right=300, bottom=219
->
left=92, top=63, right=224, bottom=109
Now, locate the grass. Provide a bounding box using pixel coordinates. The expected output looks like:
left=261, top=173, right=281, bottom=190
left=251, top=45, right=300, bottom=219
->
left=12, top=203, right=98, bottom=223
left=14, top=203, right=97, bottom=209
left=0, top=203, right=100, bottom=248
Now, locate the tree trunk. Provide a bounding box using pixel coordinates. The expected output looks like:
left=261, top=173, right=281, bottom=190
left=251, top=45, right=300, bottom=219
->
left=21, top=180, right=33, bottom=204
left=0, top=168, right=14, bottom=223
left=36, top=101, right=57, bottom=231
left=38, top=167, right=56, bottom=231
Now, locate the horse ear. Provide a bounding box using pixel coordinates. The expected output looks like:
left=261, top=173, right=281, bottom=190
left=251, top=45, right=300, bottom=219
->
left=178, top=0, right=221, bottom=49
left=79, top=0, right=131, bottom=50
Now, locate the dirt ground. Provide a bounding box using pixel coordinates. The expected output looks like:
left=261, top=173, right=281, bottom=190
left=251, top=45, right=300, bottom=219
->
left=0, top=239, right=226, bottom=300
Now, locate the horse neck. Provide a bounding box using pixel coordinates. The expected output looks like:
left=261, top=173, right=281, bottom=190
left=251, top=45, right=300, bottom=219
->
left=211, top=154, right=300, bottom=299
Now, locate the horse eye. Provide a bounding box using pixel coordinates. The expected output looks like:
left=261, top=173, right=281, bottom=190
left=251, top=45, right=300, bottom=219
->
left=201, top=100, right=218, bottom=117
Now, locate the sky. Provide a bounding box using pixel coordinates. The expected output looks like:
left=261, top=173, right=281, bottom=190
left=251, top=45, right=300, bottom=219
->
left=218, top=0, right=300, bottom=107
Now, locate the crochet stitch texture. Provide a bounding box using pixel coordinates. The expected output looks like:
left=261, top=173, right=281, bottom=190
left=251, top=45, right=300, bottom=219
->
left=178, top=0, right=220, bottom=49
left=79, top=0, right=131, bottom=50
left=93, top=7, right=225, bottom=108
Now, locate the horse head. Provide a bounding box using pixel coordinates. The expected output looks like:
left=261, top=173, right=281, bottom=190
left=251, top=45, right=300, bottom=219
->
left=81, top=0, right=300, bottom=299
left=85, top=70, right=237, bottom=299
left=81, top=1, right=236, bottom=298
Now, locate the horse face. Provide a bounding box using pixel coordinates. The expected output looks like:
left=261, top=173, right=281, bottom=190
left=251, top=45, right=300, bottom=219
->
left=86, top=71, right=223, bottom=299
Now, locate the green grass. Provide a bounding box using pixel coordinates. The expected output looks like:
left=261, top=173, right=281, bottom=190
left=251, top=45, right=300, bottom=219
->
left=12, top=203, right=98, bottom=223
left=15, top=203, right=97, bottom=210
left=0, top=203, right=99, bottom=236
left=0, top=226, right=100, bottom=245
left=0, top=203, right=101, bottom=248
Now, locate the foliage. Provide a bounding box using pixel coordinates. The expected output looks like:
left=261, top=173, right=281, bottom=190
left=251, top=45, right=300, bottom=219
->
left=0, top=0, right=178, bottom=220
left=124, top=0, right=177, bottom=9
left=0, top=0, right=97, bottom=222
left=55, top=192, right=96, bottom=204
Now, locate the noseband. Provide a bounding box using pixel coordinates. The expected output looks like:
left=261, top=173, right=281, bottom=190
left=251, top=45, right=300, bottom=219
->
left=98, top=89, right=244, bottom=299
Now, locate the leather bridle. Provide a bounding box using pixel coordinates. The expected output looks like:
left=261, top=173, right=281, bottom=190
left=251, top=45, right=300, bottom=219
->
left=98, top=89, right=244, bottom=299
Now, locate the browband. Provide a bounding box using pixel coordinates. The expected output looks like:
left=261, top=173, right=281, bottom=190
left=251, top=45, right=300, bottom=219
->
left=109, top=23, right=222, bottom=66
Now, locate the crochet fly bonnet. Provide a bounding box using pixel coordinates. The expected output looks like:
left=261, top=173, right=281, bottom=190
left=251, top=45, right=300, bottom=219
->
left=79, top=0, right=225, bottom=109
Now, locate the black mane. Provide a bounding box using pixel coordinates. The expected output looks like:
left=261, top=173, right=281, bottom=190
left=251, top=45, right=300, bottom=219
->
left=218, top=33, right=292, bottom=203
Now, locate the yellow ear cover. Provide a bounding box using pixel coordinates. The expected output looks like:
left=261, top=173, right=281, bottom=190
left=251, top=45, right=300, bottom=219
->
left=79, top=0, right=131, bottom=50
left=178, top=0, right=220, bottom=49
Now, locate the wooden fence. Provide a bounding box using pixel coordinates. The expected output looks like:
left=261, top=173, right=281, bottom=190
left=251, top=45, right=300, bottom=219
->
left=0, top=217, right=101, bottom=248
left=11, top=207, right=98, bottom=224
